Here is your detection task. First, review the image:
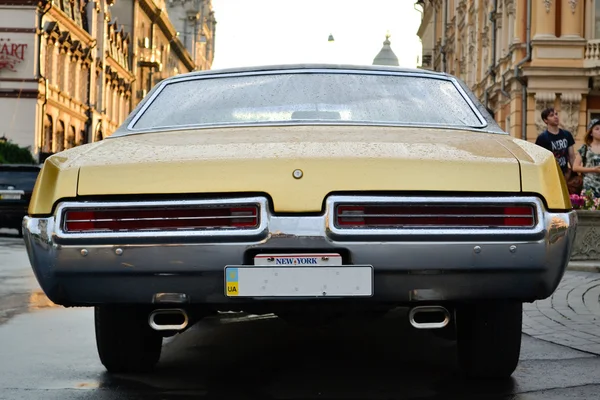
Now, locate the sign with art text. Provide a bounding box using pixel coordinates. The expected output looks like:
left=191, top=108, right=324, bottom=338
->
left=0, top=38, right=28, bottom=72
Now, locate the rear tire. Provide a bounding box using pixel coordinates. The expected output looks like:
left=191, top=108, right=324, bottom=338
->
left=456, top=301, right=522, bottom=379
left=95, top=306, right=163, bottom=373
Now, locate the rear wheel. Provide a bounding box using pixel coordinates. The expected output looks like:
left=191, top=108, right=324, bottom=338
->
left=95, top=306, right=163, bottom=373
left=456, top=301, right=522, bottom=379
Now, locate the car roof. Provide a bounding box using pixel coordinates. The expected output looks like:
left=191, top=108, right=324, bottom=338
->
left=167, top=63, right=449, bottom=82
left=0, top=164, right=42, bottom=169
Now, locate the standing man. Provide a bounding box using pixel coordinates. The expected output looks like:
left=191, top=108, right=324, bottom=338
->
left=535, top=107, right=576, bottom=178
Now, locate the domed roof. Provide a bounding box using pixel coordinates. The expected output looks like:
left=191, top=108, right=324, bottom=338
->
left=372, top=34, right=399, bottom=66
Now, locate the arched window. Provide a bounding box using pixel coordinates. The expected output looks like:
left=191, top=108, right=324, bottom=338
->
left=66, top=125, right=76, bottom=148
left=78, top=130, right=86, bottom=146
left=43, top=114, right=53, bottom=153
left=56, top=120, right=65, bottom=152
left=95, top=123, right=103, bottom=142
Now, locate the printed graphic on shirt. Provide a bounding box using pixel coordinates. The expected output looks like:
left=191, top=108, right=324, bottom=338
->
left=535, top=129, right=575, bottom=173
left=552, top=138, right=569, bottom=168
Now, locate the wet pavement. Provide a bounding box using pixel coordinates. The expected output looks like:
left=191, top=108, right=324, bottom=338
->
left=2, top=231, right=600, bottom=399
left=0, top=229, right=43, bottom=325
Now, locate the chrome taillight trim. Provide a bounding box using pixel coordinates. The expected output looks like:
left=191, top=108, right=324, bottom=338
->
left=54, top=197, right=268, bottom=239
left=326, top=195, right=545, bottom=237
left=335, top=204, right=536, bottom=228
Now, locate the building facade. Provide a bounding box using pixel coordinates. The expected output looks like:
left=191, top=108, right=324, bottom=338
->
left=166, top=0, right=216, bottom=71
left=0, top=0, right=214, bottom=163
left=416, top=0, right=597, bottom=145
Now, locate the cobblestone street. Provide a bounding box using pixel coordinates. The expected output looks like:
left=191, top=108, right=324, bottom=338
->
left=524, top=270, right=600, bottom=354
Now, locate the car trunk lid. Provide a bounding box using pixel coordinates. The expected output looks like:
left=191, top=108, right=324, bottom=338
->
left=75, top=126, right=521, bottom=212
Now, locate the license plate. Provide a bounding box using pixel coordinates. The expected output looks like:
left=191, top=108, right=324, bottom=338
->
left=0, top=194, right=21, bottom=200
left=253, top=253, right=342, bottom=266
left=224, top=265, right=373, bottom=297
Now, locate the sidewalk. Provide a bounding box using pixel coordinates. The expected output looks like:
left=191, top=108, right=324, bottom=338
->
left=567, top=261, right=600, bottom=273
left=523, top=269, right=600, bottom=354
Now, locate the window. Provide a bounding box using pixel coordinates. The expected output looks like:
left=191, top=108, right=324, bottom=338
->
left=68, top=60, right=77, bottom=98
left=588, top=110, right=600, bottom=125
left=105, top=85, right=112, bottom=120
left=95, top=126, right=104, bottom=142
left=78, top=130, right=86, bottom=145
left=112, top=90, right=118, bottom=122
left=61, top=0, right=73, bottom=19
left=596, top=1, right=600, bottom=39
left=57, top=52, right=65, bottom=89
left=43, top=114, right=53, bottom=153
left=80, top=66, right=88, bottom=103
left=0, top=166, right=42, bottom=192
left=66, top=126, right=76, bottom=148
left=72, top=0, right=83, bottom=27
left=45, top=45, right=54, bottom=85
left=118, top=48, right=125, bottom=67
left=132, top=72, right=485, bottom=131
left=55, top=120, right=65, bottom=152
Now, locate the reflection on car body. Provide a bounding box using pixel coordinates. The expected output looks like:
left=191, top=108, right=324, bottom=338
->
left=22, top=64, right=577, bottom=378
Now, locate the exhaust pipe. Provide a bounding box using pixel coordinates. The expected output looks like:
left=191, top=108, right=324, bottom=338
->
left=148, top=308, right=189, bottom=331
left=409, top=306, right=450, bottom=329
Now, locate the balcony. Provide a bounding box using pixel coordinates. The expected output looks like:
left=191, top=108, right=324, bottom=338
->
left=584, top=39, right=600, bottom=68
left=138, top=47, right=162, bottom=71
left=420, top=53, right=433, bottom=70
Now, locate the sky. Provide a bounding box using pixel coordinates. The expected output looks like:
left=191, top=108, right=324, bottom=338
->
left=209, top=0, right=423, bottom=70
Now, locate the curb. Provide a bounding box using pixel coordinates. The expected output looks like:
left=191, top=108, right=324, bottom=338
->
left=567, top=261, right=600, bottom=273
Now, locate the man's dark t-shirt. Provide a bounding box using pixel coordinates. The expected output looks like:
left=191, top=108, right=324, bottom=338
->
left=535, top=129, right=575, bottom=174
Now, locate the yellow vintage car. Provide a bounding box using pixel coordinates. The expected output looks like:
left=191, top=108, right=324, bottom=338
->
left=23, top=64, right=576, bottom=378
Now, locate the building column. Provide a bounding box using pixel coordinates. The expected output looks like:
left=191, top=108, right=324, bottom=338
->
left=507, top=1, right=516, bottom=45
left=560, top=92, right=583, bottom=137
left=560, top=0, right=584, bottom=38
left=534, top=0, right=557, bottom=39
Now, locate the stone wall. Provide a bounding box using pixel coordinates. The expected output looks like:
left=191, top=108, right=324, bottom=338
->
left=570, top=210, right=600, bottom=261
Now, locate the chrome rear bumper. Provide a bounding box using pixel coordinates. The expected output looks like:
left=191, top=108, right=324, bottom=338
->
left=22, top=195, right=577, bottom=308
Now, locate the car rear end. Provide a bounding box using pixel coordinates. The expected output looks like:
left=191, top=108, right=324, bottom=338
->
left=20, top=65, right=578, bottom=378
left=26, top=193, right=573, bottom=307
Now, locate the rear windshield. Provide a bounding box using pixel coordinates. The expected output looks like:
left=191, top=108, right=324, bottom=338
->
left=130, top=72, right=484, bottom=131
left=0, top=167, right=40, bottom=191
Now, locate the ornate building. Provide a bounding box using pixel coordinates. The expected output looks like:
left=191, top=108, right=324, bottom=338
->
left=416, top=0, right=594, bottom=145
left=108, top=0, right=201, bottom=107
left=166, top=0, right=216, bottom=71
left=89, top=2, right=136, bottom=143
left=0, top=0, right=214, bottom=163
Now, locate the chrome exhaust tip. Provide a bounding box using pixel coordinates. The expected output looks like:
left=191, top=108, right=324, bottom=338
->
left=409, top=306, right=450, bottom=329
left=148, top=308, right=189, bottom=331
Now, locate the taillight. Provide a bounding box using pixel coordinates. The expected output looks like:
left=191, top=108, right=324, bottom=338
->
left=336, top=204, right=535, bottom=228
left=63, top=205, right=260, bottom=233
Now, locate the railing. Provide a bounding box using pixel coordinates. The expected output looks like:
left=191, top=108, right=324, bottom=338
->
left=421, top=53, right=432, bottom=69
left=138, top=47, right=162, bottom=71
left=584, top=39, right=600, bottom=68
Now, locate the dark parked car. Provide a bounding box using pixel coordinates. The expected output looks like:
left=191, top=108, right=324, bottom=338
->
left=0, top=164, right=41, bottom=236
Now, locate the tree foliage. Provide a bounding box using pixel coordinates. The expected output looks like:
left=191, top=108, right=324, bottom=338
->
left=0, top=140, right=36, bottom=164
